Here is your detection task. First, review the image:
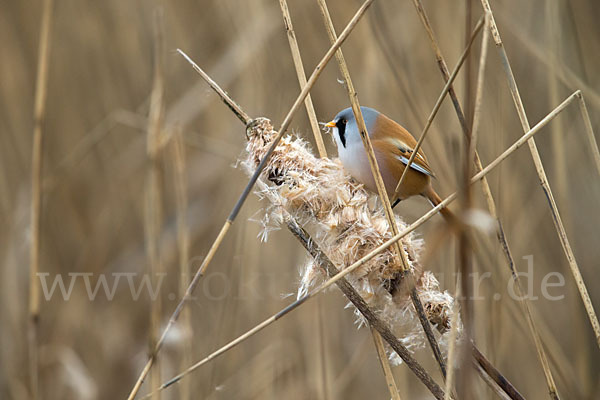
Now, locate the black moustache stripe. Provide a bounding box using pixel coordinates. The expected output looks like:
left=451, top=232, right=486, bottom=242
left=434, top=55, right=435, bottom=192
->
left=337, top=120, right=347, bottom=148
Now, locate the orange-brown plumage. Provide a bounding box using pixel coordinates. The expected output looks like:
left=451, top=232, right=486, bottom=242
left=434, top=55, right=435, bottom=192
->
left=371, top=112, right=433, bottom=199
left=327, top=107, right=455, bottom=224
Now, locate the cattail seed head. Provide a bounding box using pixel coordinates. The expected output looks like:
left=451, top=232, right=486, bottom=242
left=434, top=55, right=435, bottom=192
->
left=242, top=118, right=458, bottom=362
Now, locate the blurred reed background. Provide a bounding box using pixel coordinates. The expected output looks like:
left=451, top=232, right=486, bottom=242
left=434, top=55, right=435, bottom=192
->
left=1, top=0, right=600, bottom=399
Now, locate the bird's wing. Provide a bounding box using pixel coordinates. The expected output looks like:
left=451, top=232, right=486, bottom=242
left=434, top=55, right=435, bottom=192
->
left=382, top=137, right=436, bottom=178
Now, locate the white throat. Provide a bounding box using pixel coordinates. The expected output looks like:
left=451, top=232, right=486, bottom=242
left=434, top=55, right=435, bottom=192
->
left=332, top=126, right=376, bottom=192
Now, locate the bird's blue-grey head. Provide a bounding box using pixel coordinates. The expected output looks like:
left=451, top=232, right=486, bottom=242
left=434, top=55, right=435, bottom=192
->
left=327, top=106, right=380, bottom=148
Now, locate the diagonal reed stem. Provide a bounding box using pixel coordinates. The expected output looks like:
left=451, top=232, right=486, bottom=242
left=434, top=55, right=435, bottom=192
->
left=472, top=344, right=525, bottom=400
left=316, top=0, right=418, bottom=392
left=411, top=1, right=566, bottom=397
left=316, top=0, right=402, bottom=269
left=480, top=0, right=600, bottom=351
left=279, top=0, right=404, bottom=394
left=126, top=2, right=374, bottom=398
left=316, top=0, right=447, bottom=381
left=278, top=0, right=328, bottom=158
left=393, top=14, right=485, bottom=199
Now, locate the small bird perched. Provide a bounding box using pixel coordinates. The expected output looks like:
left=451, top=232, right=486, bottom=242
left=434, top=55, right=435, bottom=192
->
left=325, top=106, right=454, bottom=222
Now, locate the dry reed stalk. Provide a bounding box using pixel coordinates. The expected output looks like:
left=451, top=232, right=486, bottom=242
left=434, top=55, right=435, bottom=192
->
left=464, top=0, right=475, bottom=125
left=28, top=0, right=54, bottom=398
left=483, top=67, right=561, bottom=396
left=315, top=0, right=403, bottom=271
left=176, top=50, right=249, bottom=125
left=502, top=285, right=581, bottom=396
left=370, top=326, right=402, bottom=400
left=468, top=14, right=489, bottom=166
left=471, top=346, right=525, bottom=400
left=443, top=281, right=462, bottom=400
left=171, top=128, right=191, bottom=400
left=408, top=0, right=501, bottom=243
left=407, top=3, right=482, bottom=393
left=312, top=0, right=403, bottom=392
left=411, top=1, right=566, bottom=396
left=317, top=0, right=447, bottom=380
left=491, top=2, right=600, bottom=111
left=464, top=17, right=491, bottom=398
left=576, top=93, right=600, bottom=177
left=145, top=10, right=166, bottom=400
left=165, top=6, right=279, bottom=130
left=278, top=0, right=327, bottom=158
left=455, top=13, right=484, bottom=400
left=472, top=92, right=582, bottom=183
left=274, top=5, right=333, bottom=391
left=126, top=4, right=374, bottom=397
left=472, top=363, right=511, bottom=400
left=545, top=1, right=568, bottom=216
left=393, top=14, right=484, bottom=201
left=480, top=0, right=600, bottom=350
left=315, top=299, right=330, bottom=399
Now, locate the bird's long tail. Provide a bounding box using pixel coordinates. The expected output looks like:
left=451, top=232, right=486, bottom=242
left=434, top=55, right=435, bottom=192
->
left=423, top=186, right=457, bottom=225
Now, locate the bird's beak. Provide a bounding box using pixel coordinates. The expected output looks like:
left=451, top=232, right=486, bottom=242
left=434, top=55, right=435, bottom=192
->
left=325, top=120, right=336, bottom=128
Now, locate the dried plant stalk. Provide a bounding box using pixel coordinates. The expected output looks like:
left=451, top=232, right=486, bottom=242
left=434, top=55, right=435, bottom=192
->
left=29, top=0, right=54, bottom=397
left=279, top=0, right=327, bottom=158
left=480, top=0, right=600, bottom=350
left=243, top=118, right=456, bottom=358
left=171, top=128, right=191, bottom=400
left=145, top=11, right=166, bottom=400
left=316, top=0, right=447, bottom=377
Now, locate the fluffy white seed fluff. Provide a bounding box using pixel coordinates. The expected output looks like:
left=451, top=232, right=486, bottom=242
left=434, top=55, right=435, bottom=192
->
left=242, top=118, right=457, bottom=363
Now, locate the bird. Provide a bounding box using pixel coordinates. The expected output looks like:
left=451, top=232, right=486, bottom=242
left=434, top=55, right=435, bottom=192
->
left=325, top=106, right=454, bottom=223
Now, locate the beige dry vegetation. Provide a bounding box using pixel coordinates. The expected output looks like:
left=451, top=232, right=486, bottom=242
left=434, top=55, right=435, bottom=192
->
left=1, top=0, right=600, bottom=399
